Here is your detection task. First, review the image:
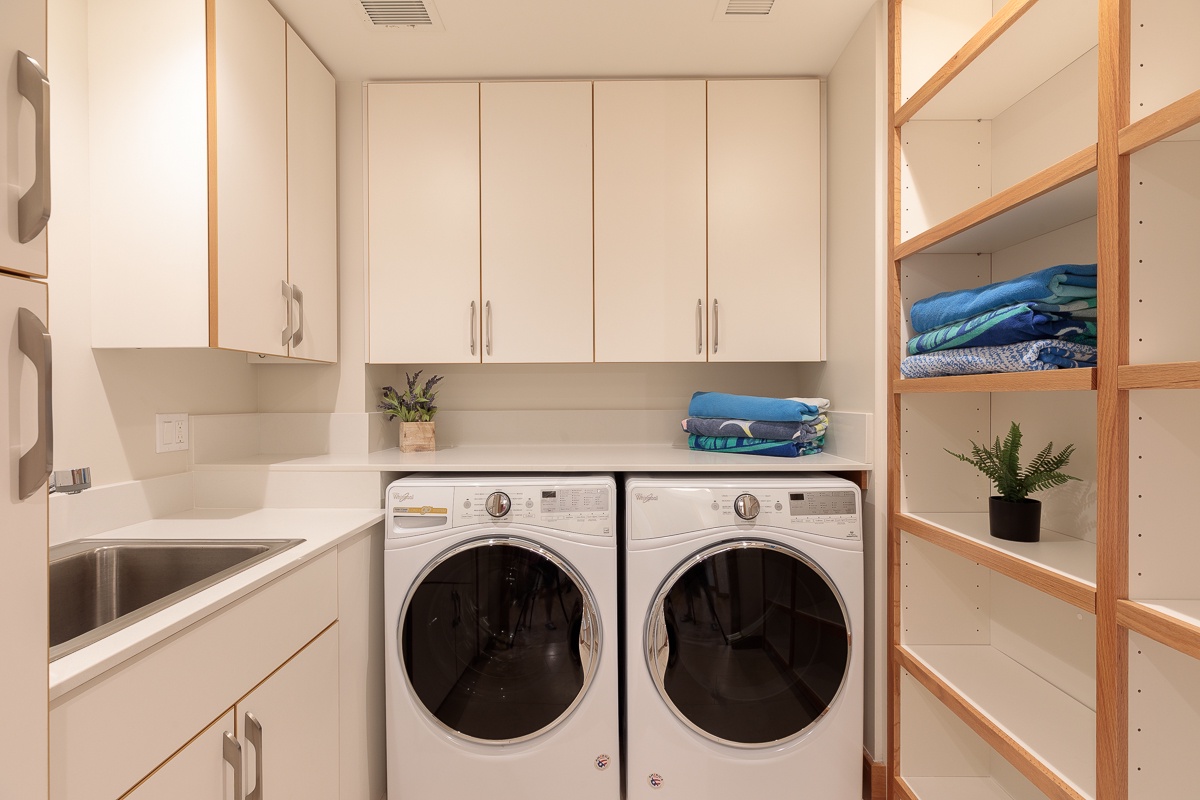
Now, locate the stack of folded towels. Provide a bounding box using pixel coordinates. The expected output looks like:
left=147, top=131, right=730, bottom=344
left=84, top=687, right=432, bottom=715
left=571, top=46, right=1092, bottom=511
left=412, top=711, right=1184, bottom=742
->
left=682, top=391, right=829, bottom=458
left=901, top=263, right=1099, bottom=379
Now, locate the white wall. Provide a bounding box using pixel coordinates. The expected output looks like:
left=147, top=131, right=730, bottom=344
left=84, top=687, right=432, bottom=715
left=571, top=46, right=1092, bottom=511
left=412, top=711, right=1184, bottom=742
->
left=823, top=0, right=888, bottom=762
left=48, top=0, right=259, bottom=486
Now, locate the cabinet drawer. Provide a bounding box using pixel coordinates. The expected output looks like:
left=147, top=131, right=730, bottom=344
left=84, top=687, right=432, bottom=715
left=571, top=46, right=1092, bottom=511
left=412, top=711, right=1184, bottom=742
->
left=50, top=550, right=338, bottom=800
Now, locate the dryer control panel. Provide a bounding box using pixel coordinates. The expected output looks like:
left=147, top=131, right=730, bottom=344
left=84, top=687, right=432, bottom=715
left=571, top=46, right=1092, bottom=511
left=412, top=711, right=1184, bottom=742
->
left=629, top=482, right=861, bottom=542
left=389, top=482, right=614, bottom=539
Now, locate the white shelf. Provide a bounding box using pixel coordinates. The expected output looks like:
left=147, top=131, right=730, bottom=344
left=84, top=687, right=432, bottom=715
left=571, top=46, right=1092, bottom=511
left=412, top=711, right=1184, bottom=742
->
left=903, top=776, right=1020, bottom=800
left=191, top=443, right=873, bottom=474
left=908, top=512, right=1096, bottom=588
left=905, top=644, right=1096, bottom=800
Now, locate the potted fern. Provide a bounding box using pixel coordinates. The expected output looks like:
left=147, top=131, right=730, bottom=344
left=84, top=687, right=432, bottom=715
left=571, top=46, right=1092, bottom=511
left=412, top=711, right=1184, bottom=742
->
left=380, top=371, right=443, bottom=453
left=946, top=421, right=1080, bottom=542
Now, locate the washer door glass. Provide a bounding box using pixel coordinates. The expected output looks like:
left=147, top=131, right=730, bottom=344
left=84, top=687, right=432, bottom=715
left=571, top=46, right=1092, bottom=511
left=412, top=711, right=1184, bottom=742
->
left=645, top=539, right=850, bottom=746
left=401, top=536, right=601, bottom=743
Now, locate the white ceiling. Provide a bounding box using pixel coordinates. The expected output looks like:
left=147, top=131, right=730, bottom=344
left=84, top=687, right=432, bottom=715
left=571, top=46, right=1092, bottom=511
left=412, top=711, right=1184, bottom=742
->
left=270, top=0, right=878, bottom=82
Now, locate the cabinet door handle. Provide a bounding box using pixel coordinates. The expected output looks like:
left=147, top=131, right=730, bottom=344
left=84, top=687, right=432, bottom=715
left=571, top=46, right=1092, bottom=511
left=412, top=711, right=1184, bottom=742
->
left=485, top=300, right=492, bottom=357
left=222, top=731, right=243, bottom=800
left=17, top=308, right=53, bottom=500
left=291, top=284, right=305, bottom=348
left=246, top=712, right=264, bottom=800
left=712, top=299, right=719, bottom=355
left=696, top=299, right=703, bottom=355
left=17, top=51, right=51, bottom=244
left=469, top=300, right=477, bottom=356
left=280, top=281, right=293, bottom=347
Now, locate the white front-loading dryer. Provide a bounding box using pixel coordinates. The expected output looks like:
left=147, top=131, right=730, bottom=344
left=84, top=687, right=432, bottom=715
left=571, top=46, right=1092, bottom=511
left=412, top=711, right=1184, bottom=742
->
left=384, top=475, right=619, bottom=799
left=624, top=474, right=864, bottom=799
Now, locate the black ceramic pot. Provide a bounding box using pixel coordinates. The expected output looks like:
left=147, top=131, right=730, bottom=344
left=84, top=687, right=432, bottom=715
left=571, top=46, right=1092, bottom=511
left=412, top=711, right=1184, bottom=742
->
left=988, top=496, right=1041, bottom=542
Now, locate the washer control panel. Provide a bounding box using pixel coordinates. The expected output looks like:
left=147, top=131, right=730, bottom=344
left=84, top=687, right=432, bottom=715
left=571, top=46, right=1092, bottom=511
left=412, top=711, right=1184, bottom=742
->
left=388, top=482, right=613, bottom=539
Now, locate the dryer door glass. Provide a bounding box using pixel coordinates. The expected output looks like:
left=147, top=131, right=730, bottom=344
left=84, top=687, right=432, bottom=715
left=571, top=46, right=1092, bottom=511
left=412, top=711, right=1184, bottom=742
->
left=646, top=540, right=850, bottom=746
left=400, top=536, right=601, bottom=744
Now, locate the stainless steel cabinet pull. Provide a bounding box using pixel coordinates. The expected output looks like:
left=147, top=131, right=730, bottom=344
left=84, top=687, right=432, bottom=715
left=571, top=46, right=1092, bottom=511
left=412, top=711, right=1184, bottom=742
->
left=485, top=300, right=492, bottom=357
left=712, top=299, right=719, bottom=355
left=469, top=300, right=477, bottom=356
left=246, top=712, right=264, bottom=800
left=17, top=52, right=51, bottom=244
left=280, top=281, right=293, bottom=347
left=223, top=731, right=243, bottom=800
left=17, top=308, right=53, bottom=500
left=696, top=299, right=703, bottom=355
left=291, top=284, right=305, bottom=348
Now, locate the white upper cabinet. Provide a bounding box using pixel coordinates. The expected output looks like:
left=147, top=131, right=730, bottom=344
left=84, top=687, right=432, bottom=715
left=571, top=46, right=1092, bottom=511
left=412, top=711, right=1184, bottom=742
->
left=593, top=80, right=708, bottom=363
left=707, top=79, right=824, bottom=362
left=480, top=81, right=594, bottom=364
left=1, top=0, right=49, bottom=278
left=285, top=26, right=338, bottom=363
left=89, top=0, right=337, bottom=361
left=367, top=82, right=481, bottom=364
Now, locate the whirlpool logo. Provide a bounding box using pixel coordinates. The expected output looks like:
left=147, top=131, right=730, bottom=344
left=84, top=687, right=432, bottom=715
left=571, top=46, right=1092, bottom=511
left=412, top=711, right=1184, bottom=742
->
left=394, top=492, right=414, bottom=503
left=634, top=493, right=659, bottom=504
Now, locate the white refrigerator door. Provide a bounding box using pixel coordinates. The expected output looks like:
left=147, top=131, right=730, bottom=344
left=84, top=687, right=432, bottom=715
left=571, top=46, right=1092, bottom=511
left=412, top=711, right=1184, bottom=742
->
left=1, top=271, right=49, bottom=798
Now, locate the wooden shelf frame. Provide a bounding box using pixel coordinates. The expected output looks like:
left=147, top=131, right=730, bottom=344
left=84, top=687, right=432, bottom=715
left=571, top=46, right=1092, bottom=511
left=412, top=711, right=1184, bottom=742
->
left=897, top=646, right=1094, bottom=800
left=1117, top=361, right=1200, bottom=390
left=1117, top=599, right=1200, bottom=661
left=892, top=369, right=1096, bottom=394
left=899, top=513, right=1097, bottom=613
left=895, top=146, right=1097, bottom=260
left=1119, top=87, right=1200, bottom=156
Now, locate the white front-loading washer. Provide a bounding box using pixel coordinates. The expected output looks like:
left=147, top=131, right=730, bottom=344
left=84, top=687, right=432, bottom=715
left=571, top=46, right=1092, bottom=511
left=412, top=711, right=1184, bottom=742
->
left=384, top=474, right=619, bottom=799
left=624, top=474, right=864, bottom=799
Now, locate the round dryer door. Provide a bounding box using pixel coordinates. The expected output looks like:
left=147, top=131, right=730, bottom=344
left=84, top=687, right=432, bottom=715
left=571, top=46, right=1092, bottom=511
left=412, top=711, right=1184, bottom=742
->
left=400, top=536, right=601, bottom=744
left=645, top=539, right=851, bottom=747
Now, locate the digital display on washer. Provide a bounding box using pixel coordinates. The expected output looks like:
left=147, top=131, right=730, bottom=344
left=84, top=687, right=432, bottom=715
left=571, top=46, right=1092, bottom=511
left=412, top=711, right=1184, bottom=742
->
left=540, top=487, right=610, bottom=514
left=789, top=490, right=857, bottom=516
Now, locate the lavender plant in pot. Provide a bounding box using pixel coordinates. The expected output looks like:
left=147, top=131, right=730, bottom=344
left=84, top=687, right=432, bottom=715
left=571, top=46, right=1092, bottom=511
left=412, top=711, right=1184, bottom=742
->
left=380, top=371, right=443, bottom=453
left=946, top=421, right=1079, bottom=542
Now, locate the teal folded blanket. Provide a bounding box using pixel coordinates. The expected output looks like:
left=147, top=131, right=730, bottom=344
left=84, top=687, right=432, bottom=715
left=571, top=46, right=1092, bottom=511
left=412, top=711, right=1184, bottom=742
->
left=906, top=302, right=1097, bottom=355
left=688, top=392, right=824, bottom=422
left=910, top=264, right=1098, bottom=333
left=687, top=434, right=824, bottom=458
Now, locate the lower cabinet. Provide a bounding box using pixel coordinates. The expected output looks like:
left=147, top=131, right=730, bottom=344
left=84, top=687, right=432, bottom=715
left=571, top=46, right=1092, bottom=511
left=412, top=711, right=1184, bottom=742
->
left=123, top=627, right=340, bottom=800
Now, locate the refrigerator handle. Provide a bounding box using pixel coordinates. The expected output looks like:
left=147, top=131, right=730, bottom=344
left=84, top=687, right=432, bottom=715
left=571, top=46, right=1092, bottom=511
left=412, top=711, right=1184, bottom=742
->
left=17, top=51, right=51, bottom=244
left=17, top=308, right=53, bottom=500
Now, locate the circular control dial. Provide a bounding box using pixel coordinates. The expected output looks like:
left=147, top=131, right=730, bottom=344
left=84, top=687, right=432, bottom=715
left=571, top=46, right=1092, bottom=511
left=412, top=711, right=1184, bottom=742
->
left=485, top=491, right=512, bottom=518
left=733, top=493, right=761, bottom=520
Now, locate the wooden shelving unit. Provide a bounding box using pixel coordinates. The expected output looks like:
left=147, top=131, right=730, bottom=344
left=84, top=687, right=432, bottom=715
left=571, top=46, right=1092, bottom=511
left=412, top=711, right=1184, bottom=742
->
left=890, top=1, right=1200, bottom=798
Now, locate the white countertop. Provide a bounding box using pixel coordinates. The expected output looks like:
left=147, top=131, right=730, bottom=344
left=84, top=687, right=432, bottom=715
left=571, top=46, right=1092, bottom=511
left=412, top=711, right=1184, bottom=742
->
left=192, top=442, right=873, bottom=473
left=49, top=507, right=384, bottom=700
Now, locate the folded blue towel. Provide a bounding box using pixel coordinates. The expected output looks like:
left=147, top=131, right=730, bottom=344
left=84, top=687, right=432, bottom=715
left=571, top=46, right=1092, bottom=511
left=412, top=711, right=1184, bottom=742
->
left=682, top=416, right=828, bottom=442
left=687, top=434, right=824, bottom=458
left=688, top=392, right=823, bottom=422
left=900, top=340, right=1097, bottom=378
left=906, top=302, right=1097, bottom=355
left=910, top=264, right=1098, bottom=333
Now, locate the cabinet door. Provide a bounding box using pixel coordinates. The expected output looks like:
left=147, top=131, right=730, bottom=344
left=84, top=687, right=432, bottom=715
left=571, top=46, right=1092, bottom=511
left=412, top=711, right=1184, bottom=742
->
left=594, top=81, right=708, bottom=363
left=0, top=274, right=48, bottom=800
left=1, top=0, right=49, bottom=278
left=239, top=625, right=340, bottom=800
left=121, top=711, right=236, bottom=800
left=367, top=82, right=480, bottom=364
left=211, top=0, right=288, bottom=355
left=707, top=79, right=823, bottom=362
left=481, top=81, right=593, bottom=363
left=285, top=26, right=337, bottom=364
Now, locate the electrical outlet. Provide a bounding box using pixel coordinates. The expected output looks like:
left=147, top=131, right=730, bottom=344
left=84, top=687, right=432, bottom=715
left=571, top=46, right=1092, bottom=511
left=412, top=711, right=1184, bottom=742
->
left=155, top=413, right=189, bottom=453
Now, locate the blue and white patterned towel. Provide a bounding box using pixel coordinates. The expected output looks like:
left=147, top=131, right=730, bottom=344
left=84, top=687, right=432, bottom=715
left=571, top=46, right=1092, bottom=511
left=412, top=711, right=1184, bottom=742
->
left=910, top=264, right=1097, bottom=333
left=906, top=302, right=1097, bottom=355
left=687, top=434, right=825, bottom=458
left=682, top=415, right=828, bottom=442
left=900, top=340, right=1098, bottom=379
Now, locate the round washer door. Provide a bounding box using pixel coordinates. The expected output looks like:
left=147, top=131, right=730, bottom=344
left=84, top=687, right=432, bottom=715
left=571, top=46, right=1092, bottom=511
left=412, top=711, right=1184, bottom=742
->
left=645, top=538, right=851, bottom=747
left=400, top=535, right=602, bottom=744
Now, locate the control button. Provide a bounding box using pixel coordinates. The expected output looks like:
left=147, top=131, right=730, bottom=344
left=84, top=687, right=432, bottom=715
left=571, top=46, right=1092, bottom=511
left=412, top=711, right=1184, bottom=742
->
left=526, top=498, right=534, bottom=509
left=485, top=491, right=511, bottom=518
left=774, top=501, right=783, bottom=511
left=463, top=500, right=472, bottom=509
left=711, top=501, right=720, bottom=511
left=734, top=493, right=760, bottom=520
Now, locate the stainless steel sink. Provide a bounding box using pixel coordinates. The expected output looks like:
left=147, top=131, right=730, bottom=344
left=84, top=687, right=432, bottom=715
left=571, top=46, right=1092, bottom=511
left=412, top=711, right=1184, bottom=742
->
left=50, top=538, right=303, bottom=661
